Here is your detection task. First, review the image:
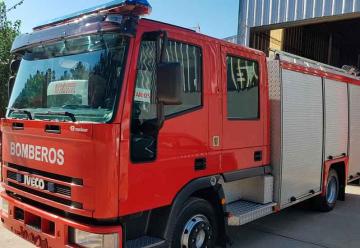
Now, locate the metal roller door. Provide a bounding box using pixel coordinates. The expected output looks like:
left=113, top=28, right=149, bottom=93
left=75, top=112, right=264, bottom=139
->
left=348, top=84, right=360, bottom=180
left=281, top=70, right=323, bottom=206
left=324, top=79, right=348, bottom=161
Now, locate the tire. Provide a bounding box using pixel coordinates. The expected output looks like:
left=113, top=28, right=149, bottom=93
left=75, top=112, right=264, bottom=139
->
left=314, top=169, right=339, bottom=212
left=169, top=197, right=218, bottom=248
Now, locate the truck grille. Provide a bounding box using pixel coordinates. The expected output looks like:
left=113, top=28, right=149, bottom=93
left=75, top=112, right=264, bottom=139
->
left=7, top=163, right=83, bottom=185
left=4, top=163, right=83, bottom=209
left=7, top=170, right=72, bottom=197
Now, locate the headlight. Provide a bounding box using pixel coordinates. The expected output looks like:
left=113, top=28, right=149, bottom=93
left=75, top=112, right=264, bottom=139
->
left=1, top=198, right=9, bottom=215
left=69, top=228, right=118, bottom=248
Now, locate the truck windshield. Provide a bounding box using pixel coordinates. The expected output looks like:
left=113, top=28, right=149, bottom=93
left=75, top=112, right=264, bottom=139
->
left=7, top=33, right=129, bottom=123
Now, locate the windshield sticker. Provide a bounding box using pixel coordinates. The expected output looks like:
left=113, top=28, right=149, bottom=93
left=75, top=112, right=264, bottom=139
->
left=54, top=82, right=77, bottom=94
left=135, top=87, right=151, bottom=103
left=48, top=80, right=88, bottom=96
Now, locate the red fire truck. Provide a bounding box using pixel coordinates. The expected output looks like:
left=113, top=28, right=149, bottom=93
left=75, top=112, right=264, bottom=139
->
left=1, top=1, right=360, bottom=247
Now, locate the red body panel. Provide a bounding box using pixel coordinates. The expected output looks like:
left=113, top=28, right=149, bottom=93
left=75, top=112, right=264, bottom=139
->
left=1, top=192, right=123, bottom=248
left=219, top=45, right=269, bottom=173
left=1, top=120, right=121, bottom=219
left=117, top=20, right=270, bottom=215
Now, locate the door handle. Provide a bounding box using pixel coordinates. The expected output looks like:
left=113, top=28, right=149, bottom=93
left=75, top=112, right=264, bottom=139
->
left=195, top=158, right=207, bottom=171
left=254, top=151, right=262, bottom=162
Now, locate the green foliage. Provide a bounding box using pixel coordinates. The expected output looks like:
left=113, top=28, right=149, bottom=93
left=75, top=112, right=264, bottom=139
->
left=0, top=1, right=21, bottom=117
left=13, top=70, right=46, bottom=108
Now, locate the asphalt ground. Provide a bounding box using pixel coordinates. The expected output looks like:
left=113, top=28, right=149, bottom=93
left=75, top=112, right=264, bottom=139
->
left=1, top=185, right=360, bottom=248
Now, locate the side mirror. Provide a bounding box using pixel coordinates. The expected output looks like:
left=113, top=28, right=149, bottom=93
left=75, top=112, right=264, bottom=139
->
left=8, top=76, right=16, bottom=99
left=157, top=62, right=183, bottom=105
left=10, top=59, right=21, bottom=74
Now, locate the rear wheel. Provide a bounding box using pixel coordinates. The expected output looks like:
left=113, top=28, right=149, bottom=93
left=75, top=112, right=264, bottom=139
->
left=170, top=197, right=218, bottom=248
left=314, top=169, right=339, bottom=212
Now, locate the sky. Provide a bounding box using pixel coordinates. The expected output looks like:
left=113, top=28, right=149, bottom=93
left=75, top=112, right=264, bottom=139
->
left=5, top=0, right=239, bottom=39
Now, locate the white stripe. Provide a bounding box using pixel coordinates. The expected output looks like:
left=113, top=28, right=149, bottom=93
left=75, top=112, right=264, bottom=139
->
left=230, top=57, right=237, bottom=90
left=353, top=0, right=356, bottom=12
left=261, top=0, right=265, bottom=25
left=186, top=44, right=191, bottom=91
left=269, top=0, right=273, bottom=24
left=312, top=0, right=315, bottom=18
left=277, top=0, right=281, bottom=23
left=253, top=0, right=257, bottom=25
left=193, top=46, right=198, bottom=91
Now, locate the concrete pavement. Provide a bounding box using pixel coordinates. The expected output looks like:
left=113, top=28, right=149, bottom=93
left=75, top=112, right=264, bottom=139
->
left=1, top=185, right=360, bottom=248
left=229, top=185, right=360, bottom=248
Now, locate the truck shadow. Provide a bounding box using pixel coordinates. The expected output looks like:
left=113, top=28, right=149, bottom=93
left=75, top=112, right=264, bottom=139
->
left=228, top=187, right=360, bottom=248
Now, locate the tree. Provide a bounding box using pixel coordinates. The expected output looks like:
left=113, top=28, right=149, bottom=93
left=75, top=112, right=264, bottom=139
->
left=0, top=1, right=21, bottom=117
left=12, top=70, right=46, bottom=108
left=70, top=62, right=88, bottom=79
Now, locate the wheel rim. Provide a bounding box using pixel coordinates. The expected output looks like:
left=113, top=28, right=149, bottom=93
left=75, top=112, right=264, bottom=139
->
left=181, top=214, right=213, bottom=248
left=326, top=176, right=337, bottom=204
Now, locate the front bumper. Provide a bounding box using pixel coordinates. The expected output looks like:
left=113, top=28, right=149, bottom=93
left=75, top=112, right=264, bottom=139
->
left=0, top=192, right=122, bottom=247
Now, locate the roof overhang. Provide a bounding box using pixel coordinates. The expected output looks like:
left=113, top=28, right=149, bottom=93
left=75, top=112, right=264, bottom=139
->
left=34, top=0, right=151, bottom=31
left=11, top=14, right=137, bottom=53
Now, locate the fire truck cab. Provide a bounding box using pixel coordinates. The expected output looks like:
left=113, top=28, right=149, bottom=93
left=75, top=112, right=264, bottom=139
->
left=1, top=1, right=357, bottom=248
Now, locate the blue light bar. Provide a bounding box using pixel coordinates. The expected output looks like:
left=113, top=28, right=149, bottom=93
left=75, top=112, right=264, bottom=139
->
left=34, top=0, right=151, bottom=30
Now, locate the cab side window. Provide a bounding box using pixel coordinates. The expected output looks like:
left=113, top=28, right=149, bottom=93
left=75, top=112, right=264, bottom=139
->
left=132, top=40, right=202, bottom=123
left=131, top=37, right=202, bottom=162
left=164, top=41, right=202, bottom=115
left=226, top=56, right=260, bottom=119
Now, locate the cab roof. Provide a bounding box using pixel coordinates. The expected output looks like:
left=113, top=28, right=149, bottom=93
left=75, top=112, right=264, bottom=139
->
left=34, top=0, right=151, bottom=31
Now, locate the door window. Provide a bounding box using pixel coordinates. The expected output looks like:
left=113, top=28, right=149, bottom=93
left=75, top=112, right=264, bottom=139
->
left=226, top=56, right=259, bottom=119
left=130, top=36, right=203, bottom=162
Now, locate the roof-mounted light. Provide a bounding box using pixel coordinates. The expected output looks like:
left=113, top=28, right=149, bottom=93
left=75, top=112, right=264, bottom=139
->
left=34, top=0, right=151, bottom=31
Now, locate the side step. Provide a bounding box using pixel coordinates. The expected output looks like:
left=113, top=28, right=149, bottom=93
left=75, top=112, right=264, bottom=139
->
left=226, top=200, right=277, bottom=226
left=126, top=236, right=166, bottom=248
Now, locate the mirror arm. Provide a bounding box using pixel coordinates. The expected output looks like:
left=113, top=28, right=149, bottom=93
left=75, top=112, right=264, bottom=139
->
left=8, top=76, right=16, bottom=100
left=156, top=30, right=168, bottom=64
left=156, top=30, right=168, bottom=130
left=157, top=101, right=165, bottom=130
left=159, top=31, right=168, bottom=63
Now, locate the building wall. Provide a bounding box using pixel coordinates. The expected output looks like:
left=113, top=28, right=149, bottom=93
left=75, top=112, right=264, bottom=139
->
left=238, top=0, right=360, bottom=46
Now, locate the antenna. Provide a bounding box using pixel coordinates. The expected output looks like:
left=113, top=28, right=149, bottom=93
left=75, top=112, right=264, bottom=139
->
left=193, top=24, right=201, bottom=33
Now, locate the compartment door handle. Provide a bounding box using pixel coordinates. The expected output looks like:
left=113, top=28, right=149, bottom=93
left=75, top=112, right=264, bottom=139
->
left=195, top=158, right=207, bottom=171
left=254, top=151, right=263, bottom=161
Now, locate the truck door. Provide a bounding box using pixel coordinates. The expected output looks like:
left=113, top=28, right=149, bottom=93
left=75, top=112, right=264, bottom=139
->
left=220, top=46, right=267, bottom=173
left=119, top=27, right=212, bottom=214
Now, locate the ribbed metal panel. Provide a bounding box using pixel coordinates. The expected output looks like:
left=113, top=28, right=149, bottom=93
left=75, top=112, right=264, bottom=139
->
left=348, top=84, right=360, bottom=181
left=324, top=79, right=349, bottom=160
left=238, top=0, right=360, bottom=45
left=268, top=58, right=324, bottom=208
left=281, top=69, right=323, bottom=206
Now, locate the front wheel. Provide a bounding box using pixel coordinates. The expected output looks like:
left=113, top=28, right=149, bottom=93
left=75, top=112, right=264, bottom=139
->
left=170, top=197, right=218, bottom=248
left=314, top=169, right=339, bottom=212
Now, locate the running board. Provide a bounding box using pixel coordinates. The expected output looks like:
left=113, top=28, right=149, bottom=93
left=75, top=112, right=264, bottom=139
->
left=126, top=236, right=166, bottom=248
left=226, top=200, right=277, bottom=226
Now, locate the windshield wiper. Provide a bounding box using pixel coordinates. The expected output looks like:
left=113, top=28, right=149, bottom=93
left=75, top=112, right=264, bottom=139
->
left=7, top=108, right=33, bottom=120
left=36, top=111, right=77, bottom=122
